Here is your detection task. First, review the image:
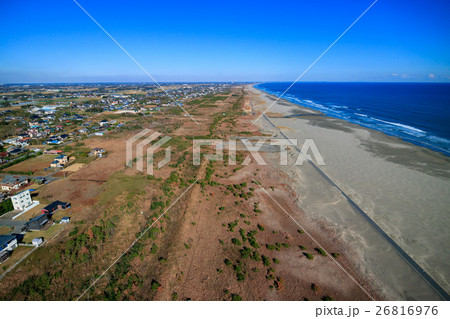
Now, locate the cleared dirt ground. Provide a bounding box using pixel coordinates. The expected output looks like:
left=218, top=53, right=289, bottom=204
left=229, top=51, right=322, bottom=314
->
left=0, top=87, right=380, bottom=301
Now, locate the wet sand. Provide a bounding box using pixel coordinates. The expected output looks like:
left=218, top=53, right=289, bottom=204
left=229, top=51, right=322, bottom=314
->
left=248, top=86, right=450, bottom=300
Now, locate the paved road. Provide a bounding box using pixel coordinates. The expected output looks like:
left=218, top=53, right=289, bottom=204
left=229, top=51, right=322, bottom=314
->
left=0, top=220, right=24, bottom=227
left=0, top=219, right=26, bottom=234
left=263, top=114, right=450, bottom=301
left=0, top=219, right=27, bottom=233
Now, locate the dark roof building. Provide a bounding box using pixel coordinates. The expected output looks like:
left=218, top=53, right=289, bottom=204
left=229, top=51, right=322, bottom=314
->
left=41, top=200, right=70, bottom=214
left=0, top=235, right=18, bottom=253
left=26, top=214, right=49, bottom=231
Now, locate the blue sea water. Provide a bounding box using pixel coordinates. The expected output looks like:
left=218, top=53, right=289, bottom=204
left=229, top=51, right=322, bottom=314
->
left=255, top=82, right=450, bottom=156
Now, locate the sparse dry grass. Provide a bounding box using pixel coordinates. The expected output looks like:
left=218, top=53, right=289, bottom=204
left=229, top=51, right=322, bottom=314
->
left=0, top=246, right=34, bottom=275
left=3, top=154, right=55, bottom=175
left=22, top=223, right=63, bottom=244
left=0, top=87, right=375, bottom=302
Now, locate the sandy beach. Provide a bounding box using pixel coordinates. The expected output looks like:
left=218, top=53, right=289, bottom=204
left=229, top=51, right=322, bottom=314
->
left=248, top=85, right=450, bottom=300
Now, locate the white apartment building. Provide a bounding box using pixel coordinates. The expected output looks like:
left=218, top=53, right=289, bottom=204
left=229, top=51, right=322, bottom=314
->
left=11, top=190, right=32, bottom=210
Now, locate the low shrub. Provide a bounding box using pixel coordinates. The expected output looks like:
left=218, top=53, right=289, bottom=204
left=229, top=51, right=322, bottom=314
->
left=151, top=280, right=161, bottom=291
left=315, top=248, right=327, bottom=256
left=231, top=238, right=242, bottom=246
left=231, top=294, right=242, bottom=301
left=262, top=255, right=271, bottom=267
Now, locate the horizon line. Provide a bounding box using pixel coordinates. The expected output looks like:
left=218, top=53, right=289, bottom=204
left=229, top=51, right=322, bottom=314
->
left=1, top=80, right=450, bottom=86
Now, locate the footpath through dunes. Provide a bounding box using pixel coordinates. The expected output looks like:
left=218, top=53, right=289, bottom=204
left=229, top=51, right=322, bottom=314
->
left=247, top=85, right=450, bottom=300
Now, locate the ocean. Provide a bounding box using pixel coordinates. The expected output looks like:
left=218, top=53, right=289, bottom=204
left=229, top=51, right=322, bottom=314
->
left=255, top=82, right=450, bottom=156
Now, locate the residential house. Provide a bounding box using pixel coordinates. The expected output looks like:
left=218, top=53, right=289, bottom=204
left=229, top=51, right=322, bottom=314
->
left=43, top=149, right=62, bottom=155
left=8, top=148, right=26, bottom=157
left=50, top=154, right=68, bottom=168
left=32, top=237, right=43, bottom=247
left=3, top=137, right=19, bottom=145
left=41, top=200, right=70, bottom=214
left=60, top=217, right=70, bottom=224
left=0, top=152, right=8, bottom=164
left=45, top=139, right=62, bottom=145
left=12, top=139, right=29, bottom=147
left=0, top=235, right=17, bottom=252
left=1, top=175, right=29, bottom=191
left=26, top=214, right=50, bottom=231
left=92, top=147, right=105, bottom=157
left=0, top=234, right=18, bottom=263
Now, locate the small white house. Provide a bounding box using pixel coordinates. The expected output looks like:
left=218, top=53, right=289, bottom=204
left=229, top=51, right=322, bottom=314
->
left=32, top=237, right=43, bottom=247
left=60, top=217, right=70, bottom=224
left=11, top=190, right=32, bottom=210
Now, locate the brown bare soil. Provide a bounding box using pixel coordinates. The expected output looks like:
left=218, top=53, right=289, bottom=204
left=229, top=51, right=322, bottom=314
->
left=0, top=87, right=379, bottom=301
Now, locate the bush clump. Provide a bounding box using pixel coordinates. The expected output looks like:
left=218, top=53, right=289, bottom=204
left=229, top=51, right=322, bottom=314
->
left=231, top=294, right=242, bottom=301
left=231, top=238, right=242, bottom=246
left=315, top=248, right=327, bottom=256
left=240, top=247, right=252, bottom=259
left=236, top=272, right=246, bottom=282
left=262, top=255, right=271, bottom=267
left=151, top=280, right=161, bottom=291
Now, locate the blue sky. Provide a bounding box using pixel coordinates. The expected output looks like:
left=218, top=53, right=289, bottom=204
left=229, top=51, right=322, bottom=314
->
left=1, top=0, right=449, bottom=83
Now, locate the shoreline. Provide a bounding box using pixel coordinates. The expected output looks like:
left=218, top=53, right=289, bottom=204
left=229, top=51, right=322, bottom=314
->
left=254, top=84, right=450, bottom=158
left=252, top=85, right=450, bottom=178
left=247, top=85, right=450, bottom=300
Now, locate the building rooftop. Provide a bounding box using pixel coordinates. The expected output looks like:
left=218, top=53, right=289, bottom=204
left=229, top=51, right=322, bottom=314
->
left=1, top=175, right=27, bottom=185
left=42, top=200, right=70, bottom=212
left=11, top=189, right=30, bottom=197
left=0, top=235, right=16, bottom=250
left=28, top=214, right=48, bottom=223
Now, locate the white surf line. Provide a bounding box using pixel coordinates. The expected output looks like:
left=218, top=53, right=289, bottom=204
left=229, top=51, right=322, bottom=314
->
left=252, top=178, right=376, bottom=301
left=72, top=0, right=199, bottom=125
left=76, top=178, right=199, bottom=301
left=252, top=0, right=379, bottom=125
